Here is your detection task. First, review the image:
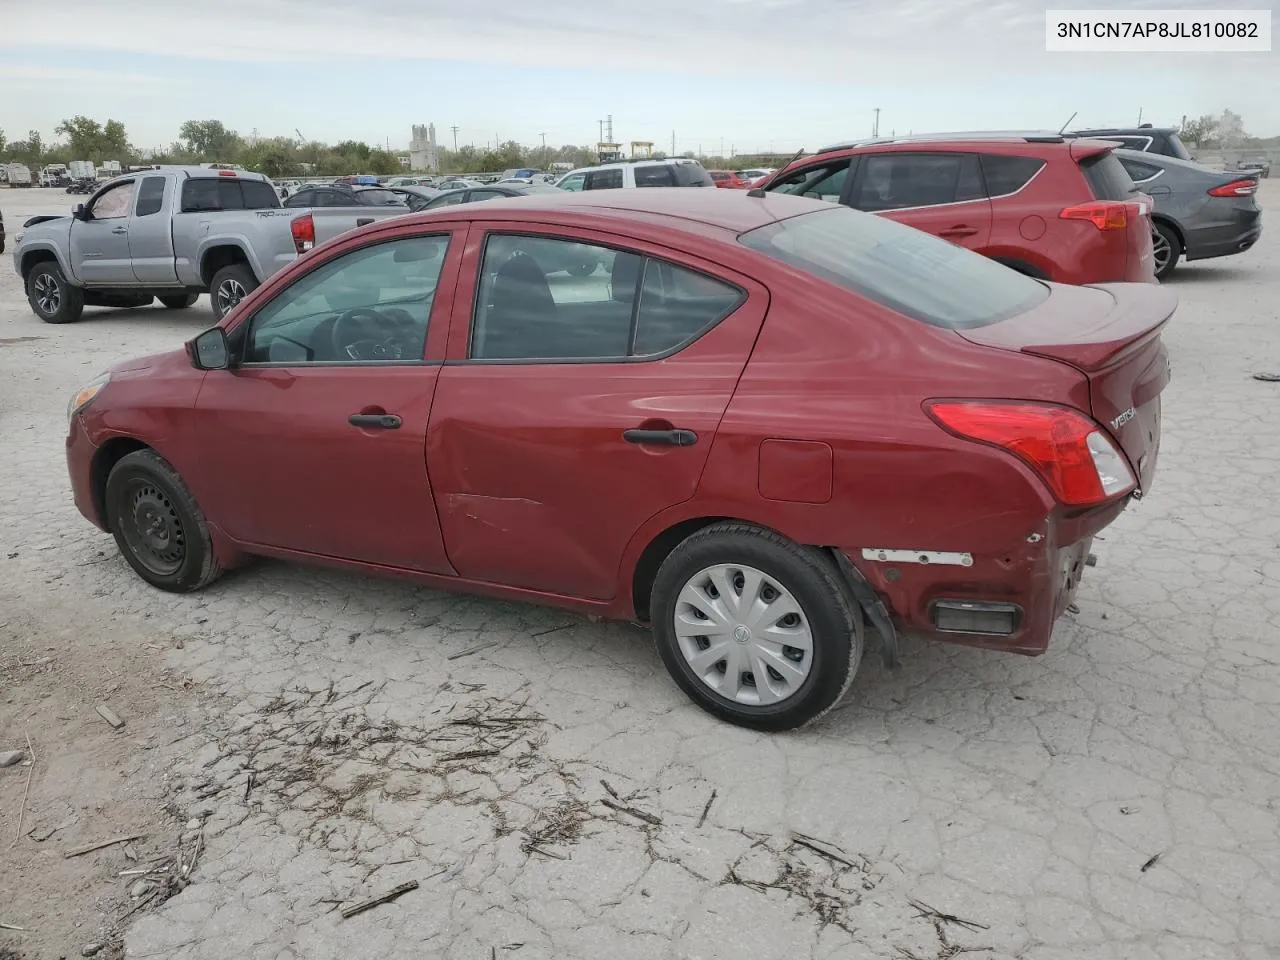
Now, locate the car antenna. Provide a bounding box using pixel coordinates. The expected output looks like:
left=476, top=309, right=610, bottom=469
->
left=747, top=147, right=805, bottom=198
left=1057, top=111, right=1078, bottom=135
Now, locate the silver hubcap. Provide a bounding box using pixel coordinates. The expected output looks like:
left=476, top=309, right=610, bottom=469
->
left=675, top=563, right=813, bottom=707
left=34, top=274, right=60, bottom=314
left=216, top=278, right=246, bottom=314
left=1152, top=231, right=1172, bottom=271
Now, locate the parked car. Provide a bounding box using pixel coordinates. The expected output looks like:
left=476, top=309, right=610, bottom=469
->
left=64, top=189, right=1172, bottom=730
left=1066, top=126, right=1193, bottom=161
left=416, top=182, right=563, bottom=210
left=436, top=178, right=483, bottom=190
left=554, top=158, right=715, bottom=191
left=737, top=169, right=774, bottom=186
left=759, top=133, right=1156, bottom=285
left=709, top=170, right=751, bottom=189
left=12, top=167, right=408, bottom=324
left=1113, top=149, right=1263, bottom=279
left=283, top=184, right=410, bottom=209
left=1229, top=157, right=1270, bottom=179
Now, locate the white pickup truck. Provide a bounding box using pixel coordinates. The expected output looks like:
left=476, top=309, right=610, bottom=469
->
left=12, top=166, right=410, bottom=324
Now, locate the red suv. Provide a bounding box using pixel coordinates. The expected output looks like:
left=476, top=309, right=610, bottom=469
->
left=761, top=134, right=1156, bottom=284
left=708, top=170, right=750, bottom=189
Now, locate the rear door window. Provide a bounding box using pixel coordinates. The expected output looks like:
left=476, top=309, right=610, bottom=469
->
left=634, top=165, right=675, bottom=187
left=739, top=206, right=1048, bottom=330
left=979, top=155, right=1045, bottom=197
left=851, top=153, right=983, bottom=211
left=672, top=164, right=714, bottom=187
left=134, top=176, right=166, bottom=217
left=584, top=169, right=624, bottom=190
left=1079, top=151, right=1137, bottom=200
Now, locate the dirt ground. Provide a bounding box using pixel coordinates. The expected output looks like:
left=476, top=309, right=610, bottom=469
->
left=2, top=182, right=1278, bottom=960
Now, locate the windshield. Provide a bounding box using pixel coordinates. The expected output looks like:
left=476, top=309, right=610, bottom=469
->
left=739, top=206, right=1048, bottom=330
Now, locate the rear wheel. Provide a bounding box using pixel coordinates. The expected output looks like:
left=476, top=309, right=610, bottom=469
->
left=27, top=262, right=84, bottom=324
left=210, top=263, right=258, bottom=321
left=104, top=450, right=223, bottom=593
left=1152, top=222, right=1182, bottom=281
left=650, top=523, right=862, bottom=730
left=158, top=293, right=200, bottom=309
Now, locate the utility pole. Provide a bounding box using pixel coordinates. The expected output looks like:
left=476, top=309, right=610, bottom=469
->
left=598, top=119, right=604, bottom=144
left=539, top=132, right=546, bottom=166
left=450, top=125, right=459, bottom=151
left=873, top=108, right=881, bottom=137
left=672, top=130, right=676, bottom=156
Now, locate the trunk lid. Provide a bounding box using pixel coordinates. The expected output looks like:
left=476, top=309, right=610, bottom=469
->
left=959, top=282, right=1175, bottom=491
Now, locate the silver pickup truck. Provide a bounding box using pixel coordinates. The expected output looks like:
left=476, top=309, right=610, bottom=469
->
left=12, top=166, right=408, bottom=324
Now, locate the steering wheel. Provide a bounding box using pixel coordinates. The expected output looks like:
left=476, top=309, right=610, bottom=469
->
left=331, top=307, right=405, bottom=361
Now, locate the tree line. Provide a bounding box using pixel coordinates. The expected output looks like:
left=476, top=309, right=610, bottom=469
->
left=0, top=117, right=622, bottom=176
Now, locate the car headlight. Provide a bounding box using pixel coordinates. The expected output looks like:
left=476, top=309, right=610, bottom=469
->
left=69, top=372, right=110, bottom=423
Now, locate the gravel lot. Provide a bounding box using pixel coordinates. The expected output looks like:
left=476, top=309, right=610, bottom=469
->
left=1, top=184, right=1278, bottom=960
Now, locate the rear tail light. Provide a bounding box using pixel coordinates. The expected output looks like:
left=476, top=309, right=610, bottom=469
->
left=290, top=213, right=314, bottom=254
left=925, top=401, right=1136, bottom=507
left=1207, top=178, right=1257, bottom=197
left=1059, top=201, right=1136, bottom=231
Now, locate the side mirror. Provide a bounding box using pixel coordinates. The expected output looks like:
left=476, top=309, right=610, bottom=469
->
left=73, top=204, right=86, bottom=220
left=190, top=327, right=231, bottom=370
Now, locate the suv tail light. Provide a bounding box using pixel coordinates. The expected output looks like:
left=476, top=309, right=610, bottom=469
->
left=1207, top=178, right=1257, bottom=197
left=1058, top=201, right=1135, bottom=231
left=925, top=401, right=1136, bottom=507
left=290, top=213, right=314, bottom=254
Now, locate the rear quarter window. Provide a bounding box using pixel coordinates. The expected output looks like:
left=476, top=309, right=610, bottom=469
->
left=739, top=206, right=1048, bottom=330
left=979, top=155, right=1045, bottom=196
left=634, top=165, right=675, bottom=187
left=240, top=179, right=281, bottom=209
left=1078, top=151, right=1138, bottom=201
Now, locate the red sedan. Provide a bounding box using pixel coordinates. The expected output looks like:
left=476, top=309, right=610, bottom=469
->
left=65, top=189, right=1173, bottom=730
left=708, top=170, right=750, bottom=189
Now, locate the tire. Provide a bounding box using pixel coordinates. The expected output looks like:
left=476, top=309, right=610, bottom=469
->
left=649, top=522, right=863, bottom=731
left=1152, top=222, right=1182, bottom=281
left=158, top=293, right=200, bottom=310
left=209, top=263, right=258, bottom=321
left=104, top=450, right=223, bottom=593
left=26, top=261, right=84, bottom=324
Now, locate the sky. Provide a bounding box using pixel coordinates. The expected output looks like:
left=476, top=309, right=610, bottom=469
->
left=1, top=0, right=1276, bottom=155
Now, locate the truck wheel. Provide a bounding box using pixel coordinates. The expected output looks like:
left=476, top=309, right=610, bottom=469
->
left=159, top=294, right=200, bottom=310
left=210, top=264, right=258, bottom=321
left=27, top=262, right=85, bottom=324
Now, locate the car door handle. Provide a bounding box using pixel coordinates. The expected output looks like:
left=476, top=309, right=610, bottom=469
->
left=348, top=413, right=402, bottom=429
left=111, top=226, right=128, bottom=235
left=938, top=225, right=978, bottom=238
left=623, top=428, right=698, bottom=446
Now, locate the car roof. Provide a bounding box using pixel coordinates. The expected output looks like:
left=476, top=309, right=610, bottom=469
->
left=1069, top=126, right=1177, bottom=136
left=412, top=185, right=820, bottom=235
left=566, top=157, right=703, bottom=174
left=816, top=131, right=1067, bottom=152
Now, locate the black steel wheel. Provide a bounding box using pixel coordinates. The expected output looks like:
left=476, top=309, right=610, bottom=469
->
left=104, top=450, right=223, bottom=592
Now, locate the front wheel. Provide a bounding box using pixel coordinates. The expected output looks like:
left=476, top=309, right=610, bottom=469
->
left=1152, top=222, right=1182, bottom=281
left=158, top=293, right=200, bottom=310
left=104, top=450, right=223, bottom=593
left=650, top=523, right=862, bottom=730
left=27, top=262, right=84, bottom=324
left=209, top=263, right=258, bottom=321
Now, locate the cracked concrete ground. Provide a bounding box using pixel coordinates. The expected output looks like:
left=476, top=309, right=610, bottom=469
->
left=1, top=184, right=1278, bottom=960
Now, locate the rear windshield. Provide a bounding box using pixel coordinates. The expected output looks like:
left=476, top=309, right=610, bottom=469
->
left=1165, top=133, right=1193, bottom=161
left=181, top=177, right=281, bottom=212
left=1078, top=151, right=1137, bottom=201
left=673, top=163, right=714, bottom=187
left=739, top=206, right=1049, bottom=330
left=355, top=188, right=407, bottom=206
